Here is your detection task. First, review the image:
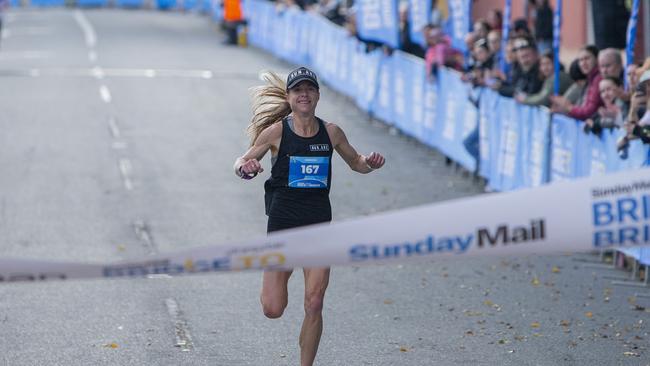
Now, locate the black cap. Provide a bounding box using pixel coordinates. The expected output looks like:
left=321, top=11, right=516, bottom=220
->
left=286, top=67, right=319, bottom=90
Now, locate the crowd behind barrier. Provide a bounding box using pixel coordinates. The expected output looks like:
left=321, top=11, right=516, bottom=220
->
left=244, top=0, right=650, bottom=190
left=5, top=0, right=650, bottom=275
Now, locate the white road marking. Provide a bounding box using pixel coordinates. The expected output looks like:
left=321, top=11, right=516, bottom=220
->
left=3, top=27, right=51, bottom=36
left=133, top=220, right=157, bottom=254
left=73, top=10, right=97, bottom=48
left=111, top=141, right=128, bottom=150
left=91, top=66, right=104, bottom=79
left=0, top=67, right=256, bottom=79
left=99, top=85, right=112, bottom=103
left=118, top=158, right=133, bottom=191
left=165, top=298, right=193, bottom=351
left=107, top=117, right=121, bottom=138
left=0, top=51, right=52, bottom=59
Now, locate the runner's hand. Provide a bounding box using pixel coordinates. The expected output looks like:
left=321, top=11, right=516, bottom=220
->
left=365, top=152, right=385, bottom=170
left=240, top=159, right=263, bottom=179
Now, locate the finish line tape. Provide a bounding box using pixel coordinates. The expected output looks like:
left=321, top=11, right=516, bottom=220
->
left=1, top=168, right=649, bottom=283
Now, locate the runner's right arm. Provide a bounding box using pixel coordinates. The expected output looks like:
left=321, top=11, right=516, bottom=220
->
left=233, top=123, right=282, bottom=179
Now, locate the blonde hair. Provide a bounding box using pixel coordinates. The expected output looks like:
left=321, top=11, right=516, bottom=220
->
left=247, top=71, right=291, bottom=146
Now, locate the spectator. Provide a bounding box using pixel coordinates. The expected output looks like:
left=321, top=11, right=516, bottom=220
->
left=532, top=0, right=553, bottom=53
left=493, top=37, right=543, bottom=98
left=511, top=18, right=531, bottom=38
left=464, top=38, right=494, bottom=87
left=398, top=1, right=425, bottom=58
left=424, top=24, right=463, bottom=80
left=619, top=68, right=650, bottom=155
left=486, top=9, right=503, bottom=33
left=516, top=50, right=571, bottom=106
left=318, top=0, right=346, bottom=26
left=487, top=30, right=503, bottom=67
left=473, top=19, right=491, bottom=39
left=621, top=64, right=640, bottom=103
left=490, top=37, right=518, bottom=83
left=562, top=58, right=588, bottom=105
left=598, top=48, right=624, bottom=80
left=551, top=45, right=603, bottom=120
left=584, top=77, right=626, bottom=135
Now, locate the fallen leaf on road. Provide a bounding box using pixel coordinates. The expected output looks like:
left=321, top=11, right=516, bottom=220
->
left=531, top=277, right=540, bottom=286
left=585, top=312, right=593, bottom=319
left=464, top=310, right=483, bottom=317
left=103, top=343, right=118, bottom=349
left=399, top=346, right=410, bottom=352
left=551, top=266, right=560, bottom=273
left=623, top=351, right=640, bottom=357
left=383, top=299, right=394, bottom=305
left=530, top=322, right=541, bottom=328
left=560, top=320, right=571, bottom=327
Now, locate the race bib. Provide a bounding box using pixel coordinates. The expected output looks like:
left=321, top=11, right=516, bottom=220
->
left=288, top=156, right=329, bottom=188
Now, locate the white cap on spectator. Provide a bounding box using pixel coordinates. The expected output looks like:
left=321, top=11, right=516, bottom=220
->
left=640, top=69, right=650, bottom=84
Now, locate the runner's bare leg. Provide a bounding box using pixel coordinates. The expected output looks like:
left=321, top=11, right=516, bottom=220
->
left=300, top=267, right=330, bottom=366
left=260, top=270, right=293, bottom=318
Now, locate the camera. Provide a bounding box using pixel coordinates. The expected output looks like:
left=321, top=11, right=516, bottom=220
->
left=635, top=81, right=647, bottom=96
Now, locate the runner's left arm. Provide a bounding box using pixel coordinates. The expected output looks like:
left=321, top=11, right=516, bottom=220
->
left=328, top=123, right=385, bottom=173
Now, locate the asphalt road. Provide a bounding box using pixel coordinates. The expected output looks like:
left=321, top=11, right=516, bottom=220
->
left=0, top=8, right=648, bottom=366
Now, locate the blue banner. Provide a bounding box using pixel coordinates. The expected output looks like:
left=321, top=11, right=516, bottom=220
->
left=495, top=98, right=523, bottom=190
left=77, top=0, right=108, bottom=7
left=550, top=114, right=580, bottom=181
left=156, top=0, right=176, bottom=10
left=392, top=52, right=413, bottom=133
left=446, top=0, right=471, bottom=52
left=356, top=0, right=400, bottom=49
left=422, top=78, right=440, bottom=149
left=519, top=106, right=550, bottom=188
left=371, top=55, right=395, bottom=124
left=183, top=0, right=198, bottom=11
left=478, top=89, right=499, bottom=181
left=408, top=0, right=430, bottom=47
left=115, top=0, right=143, bottom=7
left=433, top=69, right=477, bottom=171
left=410, top=57, right=427, bottom=142
left=30, top=0, right=65, bottom=6
left=354, top=50, right=382, bottom=112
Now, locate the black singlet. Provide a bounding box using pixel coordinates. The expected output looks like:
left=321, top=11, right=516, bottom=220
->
left=264, top=116, right=333, bottom=232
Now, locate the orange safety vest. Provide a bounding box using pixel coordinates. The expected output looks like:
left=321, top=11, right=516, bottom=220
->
left=224, top=0, right=243, bottom=22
